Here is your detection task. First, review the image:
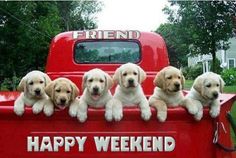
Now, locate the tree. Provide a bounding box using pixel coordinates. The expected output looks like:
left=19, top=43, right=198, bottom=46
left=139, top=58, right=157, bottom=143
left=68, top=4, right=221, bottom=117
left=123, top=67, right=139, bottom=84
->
left=0, top=1, right=102, bottom=90
left=161, top=1, right=236, bottom=72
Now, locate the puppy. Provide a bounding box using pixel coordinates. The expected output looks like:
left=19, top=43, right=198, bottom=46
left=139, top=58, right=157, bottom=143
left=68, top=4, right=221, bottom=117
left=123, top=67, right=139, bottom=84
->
left=14, top=70, right=51, bottom=116
left=185, top=72, right=225, bottom=120
left=44, top=78, right=79, bottom=117
left=77, top=68, right=113, bottom=122
left=110, top=63, right=151, bottom=121
left=149, top=66, right=197, bottom=122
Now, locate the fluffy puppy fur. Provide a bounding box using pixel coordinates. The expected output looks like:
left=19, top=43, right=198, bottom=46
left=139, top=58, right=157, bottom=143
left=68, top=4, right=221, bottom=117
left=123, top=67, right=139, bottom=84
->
left=110, top=63, right=151, bottom=121
left=149, top=66, right=197, bottom=122
left=77, top=68, right=113, bottom=122
left=185, top=72, right=225, bottom=120
left=44, top=77, right=79, bottom=117
left=14, top=70, right=51, bottom=116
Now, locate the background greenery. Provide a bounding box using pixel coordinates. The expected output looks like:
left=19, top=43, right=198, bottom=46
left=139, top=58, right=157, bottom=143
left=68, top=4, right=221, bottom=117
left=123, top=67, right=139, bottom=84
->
left=0, top=1, right=102, bottom=90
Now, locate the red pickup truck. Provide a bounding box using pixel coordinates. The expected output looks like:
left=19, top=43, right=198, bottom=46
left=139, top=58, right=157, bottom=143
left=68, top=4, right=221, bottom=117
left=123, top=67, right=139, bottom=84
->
left=0, top=30, right=235, bottom=158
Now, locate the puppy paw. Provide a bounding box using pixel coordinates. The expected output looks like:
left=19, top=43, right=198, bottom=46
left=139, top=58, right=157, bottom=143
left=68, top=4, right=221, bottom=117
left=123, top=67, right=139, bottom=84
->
left=188, top=105, right=199, bottom=115
left=141, top=108, right=151, bottom=121
left=210, top=108, right=220, bottom=118
left=44, top=106, right=54, bottom=117
left=194, top=110, right=203, bottom=121
left=14, top=106, right=24, bottom=116
left=77, top=112, right=87, bottom=123
left=105, top=110, right=113, bottom=122
left=157, top=111, right=167, bottom=122
left=113, top=110, right=123, bottom=122
left=32, top=105, right=43, bottom=114
left=69, top=108, right=77, bottom=117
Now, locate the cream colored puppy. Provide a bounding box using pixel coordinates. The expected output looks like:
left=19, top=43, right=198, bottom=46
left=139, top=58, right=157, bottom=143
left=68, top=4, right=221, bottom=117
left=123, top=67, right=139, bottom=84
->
left=111, top=63, right=151, bottom=121
left=186, top=72, right=225, bottom=120
left=14, top=70, right=51, bottom=116
left=77, top=68, right=113, bottom=122
left=44, top=78, right=79, bottom=117
left=149, top=66, right=197, bottom=122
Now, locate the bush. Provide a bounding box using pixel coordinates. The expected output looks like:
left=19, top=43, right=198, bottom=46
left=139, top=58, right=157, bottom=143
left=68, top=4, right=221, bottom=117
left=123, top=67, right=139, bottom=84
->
left=1, top=76, right=21, bottom=91
left=182, top=64, right=203, bottom=80
left=221, top=68, right=236, bottom=86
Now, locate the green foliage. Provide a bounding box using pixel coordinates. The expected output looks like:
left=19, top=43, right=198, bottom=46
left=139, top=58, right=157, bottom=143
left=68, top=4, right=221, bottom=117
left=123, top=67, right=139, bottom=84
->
left=221, top=68, right=236, bottom=86
left=182, top=64, right=203, bottom=80
left=0, top=1, right=102, bottom=90
left=210, top=58, right=223, bottom=74
left=158, top=1, right=236, bottom=72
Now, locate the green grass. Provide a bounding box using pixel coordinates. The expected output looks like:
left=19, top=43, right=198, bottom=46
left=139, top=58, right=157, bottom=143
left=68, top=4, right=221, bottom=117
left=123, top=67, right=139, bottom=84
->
left=185, top=80, right=236, bottom=143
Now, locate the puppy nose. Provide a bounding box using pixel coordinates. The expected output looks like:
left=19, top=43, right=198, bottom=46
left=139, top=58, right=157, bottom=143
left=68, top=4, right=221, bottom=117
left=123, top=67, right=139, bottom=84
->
left=60, top=98, right=66, bottom=104
left=93, top=87, right=99, bottom=93
left=213, top=92, right=219, bottom=98
left=174, top=82, right=180, bottom=88
left=34, top=89, right=41, bottom=95
left=128, top=79, right=134, bottom=85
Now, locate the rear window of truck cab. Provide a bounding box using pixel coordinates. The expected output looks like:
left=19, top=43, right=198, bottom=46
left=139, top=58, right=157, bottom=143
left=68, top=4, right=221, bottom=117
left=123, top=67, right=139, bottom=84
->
left=74, top=40, right=141, bottom=63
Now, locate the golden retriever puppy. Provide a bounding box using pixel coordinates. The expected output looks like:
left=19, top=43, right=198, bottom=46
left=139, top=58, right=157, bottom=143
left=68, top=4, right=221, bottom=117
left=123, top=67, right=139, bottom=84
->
left=14, top=70, right=51, bottom=116
left=110, top=63, right=151, bottom=121
left=44, top=78, right=79, bottom=117
left=149, top=66, right=197, bottom=122
left=185, top=72, right=225, bottom=120
left=77, top=68, right=113, bottom=122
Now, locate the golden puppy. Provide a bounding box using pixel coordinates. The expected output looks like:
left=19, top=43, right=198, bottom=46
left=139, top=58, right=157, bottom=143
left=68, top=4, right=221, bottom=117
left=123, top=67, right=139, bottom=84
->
left=110, top=63, right=151, bottom=121
left=77, top=68, right=113, bottom=122
left=14, top=70, right=51, bottom=116
left=149, top=66, right=197, bottom=122
left=44, top=78, right=79, bottom=117
left=186, top=72, right=225, bottom=120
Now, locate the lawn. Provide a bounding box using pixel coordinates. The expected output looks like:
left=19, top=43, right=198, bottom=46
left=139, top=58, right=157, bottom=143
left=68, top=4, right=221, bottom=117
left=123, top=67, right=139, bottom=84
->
left=185, top=80, right=236, bottom=143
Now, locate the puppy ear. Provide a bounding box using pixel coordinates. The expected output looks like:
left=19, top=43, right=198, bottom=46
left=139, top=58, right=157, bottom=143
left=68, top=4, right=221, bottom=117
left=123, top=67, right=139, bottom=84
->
left=82, top=72, right=88, bottom=91
left=71, top=82, right=79, bottom=100
left=219, top=75, right=225, bottom=93
left=43, top=74, right=51, bottom=86
left=193, top=76, right=204, bottom=94
left=154, top=70, right=165, bottom=89
left=105, top=73, right=113, bottom=89
left=18, top=77, right=26, bottom=92
left=113, top=67, right=121, bottom=85
left=138, top=66, right=146, bottom=83
left=45, top=81, right=55, bottom=99
left=181, top=73, right=185, bottom=89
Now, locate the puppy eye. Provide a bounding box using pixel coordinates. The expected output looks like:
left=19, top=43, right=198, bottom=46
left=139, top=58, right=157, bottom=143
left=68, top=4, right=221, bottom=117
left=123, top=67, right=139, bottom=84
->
left=29, top=82, right=33, bottom=85
left=67, top=90, right=71, bottom=93
left=216, top=84, right=219, bottom=87
left=56, top=89, right=61, bottom=93
left=206, top=84, right=211, bottom=88
left=40, top=81, right=44, bottom=84
left=88, top=79, right=93, bottom=82
left=178, top=76, right=181, bottom=79
left=133, top=72, right=137, bottom=75
left=167, top=76, right=172, bottom=80
left=100, top=79, right=104, bottom=83
left=123, top=73, right=127, bottom=76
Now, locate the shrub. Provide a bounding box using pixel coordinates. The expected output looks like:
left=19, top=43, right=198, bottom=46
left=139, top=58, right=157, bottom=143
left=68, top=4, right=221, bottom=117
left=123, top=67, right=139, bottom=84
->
left=1, top=76, right=21, bottom=91
left=221, top=68, right=236, bottom=86
left=182, top=64, right=203, bottom=80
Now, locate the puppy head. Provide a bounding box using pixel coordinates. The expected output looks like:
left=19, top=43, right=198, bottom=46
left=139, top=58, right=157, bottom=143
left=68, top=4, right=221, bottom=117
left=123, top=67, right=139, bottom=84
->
left=154, top=66, right=185, bottom=93
left=113, top=63, right=146, bottom=88
left=82, top=68, right=113, bottom=101
left=18, top=71, right=51, bottom=98
left=193, top=72, right=225, bottom=100
left=45, top=78, right=79, bottom=110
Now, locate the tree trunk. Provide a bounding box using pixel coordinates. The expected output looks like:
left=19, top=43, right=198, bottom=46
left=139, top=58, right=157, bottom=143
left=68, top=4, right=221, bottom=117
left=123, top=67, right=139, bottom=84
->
left=211, top=46, right=216, bottom=73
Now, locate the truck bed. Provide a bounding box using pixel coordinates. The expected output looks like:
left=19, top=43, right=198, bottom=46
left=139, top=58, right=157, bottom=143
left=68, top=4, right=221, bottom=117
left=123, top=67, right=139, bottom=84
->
left=0, top=91, right=235, bottom=158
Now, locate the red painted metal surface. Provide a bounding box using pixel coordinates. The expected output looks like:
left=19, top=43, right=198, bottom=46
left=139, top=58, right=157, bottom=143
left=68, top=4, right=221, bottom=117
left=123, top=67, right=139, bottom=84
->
left=0, top=93, right=235, bottom=157
left=0, top=31, right=235, bottom=157
left=45, top=31, right=169, bottom=95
